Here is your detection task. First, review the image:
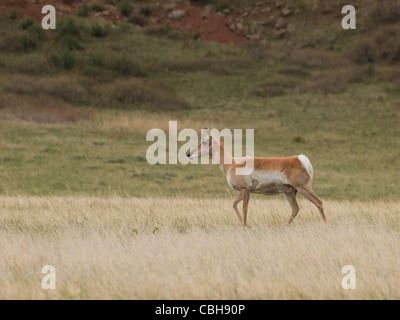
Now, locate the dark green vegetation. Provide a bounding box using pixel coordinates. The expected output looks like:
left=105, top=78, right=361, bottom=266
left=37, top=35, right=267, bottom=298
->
left=0, top=0, right=399, bottom=200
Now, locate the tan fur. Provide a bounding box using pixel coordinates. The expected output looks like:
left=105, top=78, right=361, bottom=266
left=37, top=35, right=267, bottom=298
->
left=188, top=131, right=326, bottom=226
left=228, top=156, right=310, bottom=188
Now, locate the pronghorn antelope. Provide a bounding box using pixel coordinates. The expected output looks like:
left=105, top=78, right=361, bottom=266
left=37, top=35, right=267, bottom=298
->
left=187, top=129, right=326, bottom=226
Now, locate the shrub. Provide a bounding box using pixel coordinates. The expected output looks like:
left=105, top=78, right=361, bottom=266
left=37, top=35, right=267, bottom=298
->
left=58, top=17, right=82, bottom=38
left=350, top=26, right=400, bottom=65
left=140, top=5, right=151, bottom=16
left=247, top=75, right=297, bottom=98
left=145, top=23, right=190, bottom=40
left=95, top=78, right=190, bottom=111
left=145, top=23, right=173, bottom=37
left=3, top=55, right=52, bottom=75
left=19, top=31, right=39, bottom=51
left=118, top=0, right=133, bottom=17
left=390, top=79, right=400, bottom=93
left=89, top=52, right=106, bottom=67
left=90, top=22, right=110, bottom=37
left=299, top=0, right=358, bottom=14
left=127, top=15, right=146, bottom=27
left=163, top=58, right=230, bottom=75
left=346, top=65, right=375, bottom=83
left=91, top=3, right=105, bottom=12
left=375, top=66, right=400, bottom=82
left=50, top=50, right=76, bottom=70
left=215, top=3, right=229, bottom=13
left=9, top=8, right=18, bottom=20
left=289, top=48, right=345, bottom=68
left=78, top=3, right=91, bottom=17
left=190, top=0, right=213, bottom=3
left=88, top=52, right=145, bottom=77
left=278, top=66, right=309, bottom=77
left=107, top=54, right=145, bottom=76
left=293, top=136, right=306, bottom=144
left=0, top=102, right=91, bottom=123
left=20, top=17, right=34, bottom=30
left=61, top=35, right=84, bottom=50
left=248, top=85, right=286, bottom=98
left=0, top=74, right=90, bottom=107
left=27, top=23, right=47, bottom=41
left=297, top=72, right=348, bottom=94
left=241, top=41, right=271, bottom=63
left=18, top=23, right=47, bottom=51
left=369, top=0, right=400, bottom=24
left=38, top=76, right=90, bottom=105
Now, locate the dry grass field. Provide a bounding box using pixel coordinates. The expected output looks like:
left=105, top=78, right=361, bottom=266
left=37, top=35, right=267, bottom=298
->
left=1, top=196, right=399, bottom=299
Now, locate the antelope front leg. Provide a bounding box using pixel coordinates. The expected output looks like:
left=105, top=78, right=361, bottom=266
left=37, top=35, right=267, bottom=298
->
left=241, top=188, right=250, bottom=226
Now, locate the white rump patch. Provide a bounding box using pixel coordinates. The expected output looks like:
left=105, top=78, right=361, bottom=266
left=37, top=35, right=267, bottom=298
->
left=297, top=154, right=314, bottom=180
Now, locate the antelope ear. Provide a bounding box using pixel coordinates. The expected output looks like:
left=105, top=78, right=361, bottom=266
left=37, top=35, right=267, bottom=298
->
left=202, top=128, right=211, bottom=136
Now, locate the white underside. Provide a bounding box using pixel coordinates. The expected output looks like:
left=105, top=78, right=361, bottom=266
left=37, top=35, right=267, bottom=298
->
left=245, top=170, right=288, bottom=187
left=227, top=169, right=292, bottom=195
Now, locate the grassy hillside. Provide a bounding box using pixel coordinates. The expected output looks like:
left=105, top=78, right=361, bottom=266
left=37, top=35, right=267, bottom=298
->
left=0, top=0, right=399, bottom=200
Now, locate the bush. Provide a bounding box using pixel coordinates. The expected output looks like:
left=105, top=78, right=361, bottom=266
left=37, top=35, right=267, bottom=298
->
left=190, top=0, right=213, bottom=3
left=78, top=3, right=91, bottom=17
left=9, top=8, right=18, bottom=20
left=350, top=26, right=400, bottom=65
left=163, top=58, right=230, bottom=75
left=247, top=75, right=297, bottom=98
left=140, top=5, right=151, bottom=16
left=118, top=0, right=133, bottom=17
left=0, top=74, right=90, bottom=106
left=369, top=0, right=400, bottom=24
left=298, top=0, right=358, bottom=14
left=91, top=3, right=105, bottom=12
left=241, top=41, right=271, bottom=63
left=127, top=15, right=146, bottom=27
left=346, top=65, right=375, bottom=83
left=20, top=17, right=34, bottom=30
left=108, top=54, right=144, bottom=76
left=297, top=72, right=348, bottom=94
left=90, top=22, right=110, bottom=37
left=39, top=77, right=89, bottom=105
left=248, top=85, right=286, bottom=98
left=289, top=48, right=345, bottom=68
left=95, top=78, right=190, bottom=111
left=61, top=35, right=84, bottom=50
left=50, top=50, right=76, bottom=70
left=19, top=31, right=39, bottom=51
left=58, top=17, right=82, bottom=38
left=278, top=66, right=310, bottom=77
left=215, top=3, right=229, bottom=13
left=18, top=22, right=47, bottom=51
left=4, top=55, right=52, bottom=75
left=389, top=79, right=400, bottom=94
left=0, top=102, right=91, bottom=123
left=88, top=52, right=145, bottom=77
left=145, top=23, right=191, bottom=40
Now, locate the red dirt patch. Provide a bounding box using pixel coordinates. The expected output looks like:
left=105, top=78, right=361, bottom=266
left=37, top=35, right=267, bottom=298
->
left=0, top=0, right=44, bottom=21
left=153, top=3, right=245, bottom=45
left=0, top=0, right=245, bottom=45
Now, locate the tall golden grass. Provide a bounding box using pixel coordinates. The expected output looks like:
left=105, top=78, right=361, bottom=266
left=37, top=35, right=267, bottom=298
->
left=1, top=196, right=399, bottom=299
